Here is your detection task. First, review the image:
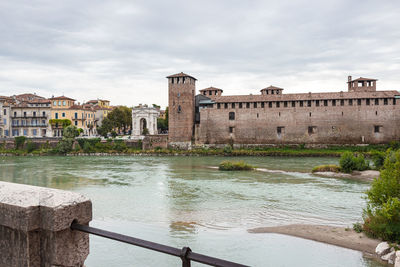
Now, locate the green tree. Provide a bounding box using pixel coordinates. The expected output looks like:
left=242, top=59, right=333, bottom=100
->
left=56, top=125, right=79, bottom=154
left=157, top=107, right=168, bottom=133
left=105, top=106, right=132, bottom=135
left=363, top=150, right=400, bottom=241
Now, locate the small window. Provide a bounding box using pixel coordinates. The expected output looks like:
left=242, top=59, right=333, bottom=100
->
left=357, top=99, right=361, bottom=106
left=261, top=102, right=265, bottom=108
left=307, top=100, right=311, bottom=107
left=254, top=102, right=257, bottom=108
left=340, top=99, right=344, bottom=106
left=299, top=101, right=303, bottom=107
left=239, top=103, right=243, bottom=108
left=349, top=99, right=353, bottom=106
left=14, top=112, right=17, bottom=117
left=208, top=91, right=212, bottom=96
left=63, top=100, right=66, bottom=106
left=224, top=103, right=228, bottom=109
left=374, top=125, right=382, bottom=133
left=324, top=100, right=328, bottom=106
left=3, top=109, right=6, bottom=115
left=177, top=105, right=182, bottom=113
left=332, top=100, right=336, bottom=106
left=316, top=100, right=320, bottom=107
left=75, top=121, right=78, bottom=126
left=276, top=102, right=280, bottom=108
left=229, top=127, right=234, bottom=133
left=246, top=103, right=250, bottom=108
left=62, top=113, right=65, bottom=117
left=24, top=112, right=27, bottom=117
left=291, top=101, right=295, bottom=107
left=229, top=112, right=235, bottom=120
left=43, top=111, right=46, bottom=116
left=384, top=98, right=388, bottom=105
left=177, top=93, right=181, bottom=98
left=33, top=112, right=36, bottom=117
left=277, top=127, right=285, bottom=137
left=284, top=101, right=288, bottom=107
left=269, top=102, right=272, bottom=108
left=217, top=103, right=221, bottom=109
left=232, top=103, right=235, bottom=108
left=375, top=99, right=379, bottom=105
left=308, top=126, right=317, bottom=135
left=393, top=98, right=396, bottom=105
left=366, top=99, right=370, bottom=105
left=53, top=101, right=57, bottom=106
left=58, top=100, right=61, bottom=106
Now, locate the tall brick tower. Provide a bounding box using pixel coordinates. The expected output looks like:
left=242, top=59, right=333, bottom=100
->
left=167, top=72, right=196, bottom=149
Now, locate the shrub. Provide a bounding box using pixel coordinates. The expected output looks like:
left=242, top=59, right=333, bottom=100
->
left=113, top=140, right=127, bottom=152
left=14, top=136, right=26, bottom=150
left=83, top=142, right=94, bottom=153
left=311, top=164, right=341, bottom=173
left=339, top=152, right=369, bottom=173
left=219, top=161, right=254, bottom=171
left=371, top=150, right=386, bottom=170
left=339, top=152, right=357, bottom=173
left=26, top=141, right=37, bottom=153
left=363, top=150, right=400, bottom=242
left=353, top=222, right=363, bottom=233
left=223, top=145, right=233, bottom=154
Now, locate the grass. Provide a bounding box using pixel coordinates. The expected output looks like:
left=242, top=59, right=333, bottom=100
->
left=218, top=161, right=255, bottom=171
left=311, top=164, right=341, bottom=173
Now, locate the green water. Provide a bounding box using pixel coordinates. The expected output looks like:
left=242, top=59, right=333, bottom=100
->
left=0, top=156, right=384, bottom=267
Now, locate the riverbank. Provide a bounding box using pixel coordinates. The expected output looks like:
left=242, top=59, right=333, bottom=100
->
left=249, top=224, right=380, bottom=255
left=0, top=143, right=396, bottom=157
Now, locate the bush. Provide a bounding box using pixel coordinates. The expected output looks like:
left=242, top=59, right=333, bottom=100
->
left=371, top=150, right=386, bottom=170
left=353, top=222, right=363, bottom=233
left=219, top=161, right=254, bottom=171
left=113, top=140, right=127, bottom=152
left=339, top=152, right=369, bottom=173
left=26, top=141, right=37, bottom=153
left=311, top=164, right=341, bottom=173
left=14, top=136, right=26, bottom=150
left=223, top=145, right=233, bottom=154
left=363, top=150, right=400, bottom=242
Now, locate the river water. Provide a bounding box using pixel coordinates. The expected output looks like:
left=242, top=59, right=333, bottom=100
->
left=0, top=156, right=384, bottom=266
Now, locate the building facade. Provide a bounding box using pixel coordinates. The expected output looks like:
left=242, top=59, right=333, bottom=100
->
left=7, top=94, right=52, bottom=138
left=85, top=99, right=112, bottom=127
left=168, top=73, right=400, bottom=147
left=49, top=96, right=97, bottom=137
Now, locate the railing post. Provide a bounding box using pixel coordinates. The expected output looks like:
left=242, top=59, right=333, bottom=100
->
left=180, top=246, right=192, bottom=267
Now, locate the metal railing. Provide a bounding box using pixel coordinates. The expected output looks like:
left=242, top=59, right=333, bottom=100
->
left=71, top=222, right=249, bottom=267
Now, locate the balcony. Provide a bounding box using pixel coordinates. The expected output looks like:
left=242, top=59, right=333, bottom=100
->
left=12, top=115, right=48, bottom=119
left=12, top=124, right=48, bottom=127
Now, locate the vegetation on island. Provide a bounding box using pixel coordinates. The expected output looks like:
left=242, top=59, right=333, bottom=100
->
left=219, top=161, right=254, bottom=171
left=354, top=149, right=400, bottom=242
left=311, top=164, right=341, bottom=173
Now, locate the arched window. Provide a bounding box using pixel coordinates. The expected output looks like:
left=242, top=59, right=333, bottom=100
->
left=178, top=105, right=182, bottom=113
left=229, top=112, right=235, bottom=120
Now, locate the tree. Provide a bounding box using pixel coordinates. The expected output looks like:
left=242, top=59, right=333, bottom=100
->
left=106, top=106, right=132, bottom=135
left=56, top=125, right=79, bottom=154
left=363, top=149, right=400, bottom=241
left=157, top=107, right=168, bottom=133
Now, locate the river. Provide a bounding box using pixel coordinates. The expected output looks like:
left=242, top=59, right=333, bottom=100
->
left=0, top=156, right=384, bottom=266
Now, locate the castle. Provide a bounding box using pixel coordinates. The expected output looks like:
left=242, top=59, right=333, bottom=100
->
left=167, top=72, right=400, bottom=148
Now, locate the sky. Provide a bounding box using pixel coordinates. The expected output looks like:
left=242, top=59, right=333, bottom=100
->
left=0, top=0, right=400, bottom=108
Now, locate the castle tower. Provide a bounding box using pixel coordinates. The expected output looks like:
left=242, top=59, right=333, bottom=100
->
left=167, top=72, right=197, bottom=148
left=347, top=76, right=377, bottom=92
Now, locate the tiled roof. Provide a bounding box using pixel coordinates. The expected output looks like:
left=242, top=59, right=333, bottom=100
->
left=212, top=90, right=400, bottom=103
left=166, top=72, right=197, bottom=80
left=15, top=93, right=45, bottom=101
left=49, top=96, right=76, bottom=101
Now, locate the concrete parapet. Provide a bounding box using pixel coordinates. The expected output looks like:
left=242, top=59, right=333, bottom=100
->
left=0, top=181, right=92, bottom=267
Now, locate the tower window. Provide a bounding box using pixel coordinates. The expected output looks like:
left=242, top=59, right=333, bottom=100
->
left=384, top=98, right=388, bottom=105
left=332, top=100, right=336, bottom=106
left=229, top=127, right=234, bottom=133
left=284, top=101, right=288, bottom=107
left=340, top=99, right=344, bottom=106
left=316, top=100, right=320, bottom=107
left=239, top=103, right=242, bottom=108
left=299, top=101, right=303, bottom=107
left=349, top=99, right=353, bottom=106
left=254, top=102, right=257, bottom=108
left=323, top=100, right=328, bottom=106
left=177, top=105, right=182, bottom=113
left=246, top=103, right=250, bottom=108
left=261, top=102, right=265, bottom=108
left=375, top=99, right=379, bottom=105
left=224, top=103, right=228, bottom=109
left=269, top=102, right=272, bottom=108
left=291, top=101, right=295, bottom=107
left=217, top=103, right=221, bottom=109
left=357, top=99, right=361, bottom=106
left=307, top=100, right=311, bottom=107
left=232, top=103, right=235, bottom=108
left=277, top=126, right=284, bottom=136
left=229, top=112, right=235, bottom=120
left=374, top=125, right=382, bottom=133
left=276, top=102, right=280, bottom=108
left=366, top=99, right=370, bottom=105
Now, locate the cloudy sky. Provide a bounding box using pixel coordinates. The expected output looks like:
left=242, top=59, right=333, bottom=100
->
left=1, top=0, right=399, bottom=108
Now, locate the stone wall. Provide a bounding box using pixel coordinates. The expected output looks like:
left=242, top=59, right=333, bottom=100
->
left=0, top=181, right=92, bottom=267
left=196, top=99, right=400, bottom=145
left=142, top=134, right=168, bottom=150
